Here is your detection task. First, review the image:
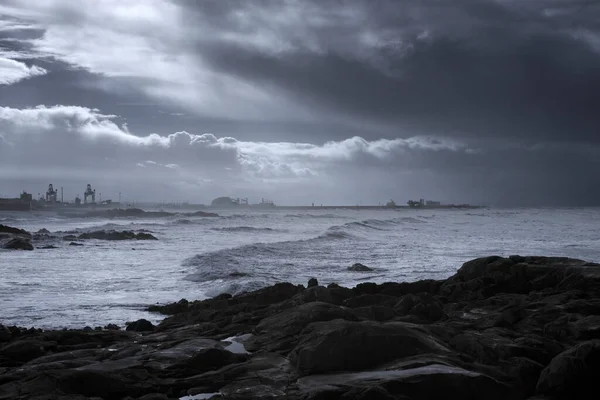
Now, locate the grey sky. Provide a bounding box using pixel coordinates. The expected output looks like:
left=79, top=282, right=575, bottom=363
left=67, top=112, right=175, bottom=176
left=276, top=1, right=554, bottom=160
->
left=0, top=0, right=599, bottom=206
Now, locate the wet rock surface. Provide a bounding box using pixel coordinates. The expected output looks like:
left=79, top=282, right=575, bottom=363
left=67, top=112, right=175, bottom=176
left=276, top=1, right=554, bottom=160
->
left=63, top=230, right=158, bottom=241
left=0, top=224, right=33, bottom=250
left=1, top=256, right=600, bottom=399
left=2, top=237, right=33, bottom=250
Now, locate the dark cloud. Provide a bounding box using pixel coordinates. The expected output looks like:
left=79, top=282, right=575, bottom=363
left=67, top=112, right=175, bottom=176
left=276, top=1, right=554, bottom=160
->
left=187, top=0, right=600, bottom=143
left=0, top=0, right=599, bottom=205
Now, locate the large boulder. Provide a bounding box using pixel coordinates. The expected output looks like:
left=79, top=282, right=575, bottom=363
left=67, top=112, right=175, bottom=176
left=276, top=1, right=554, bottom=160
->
left=293, top=364, right=516, bottom=400
left=536, top=340, right=600, bottom=398
left=441, top=256, right=600, bottom=300
left=289, top=320, right=449, bottom=374
left=245, top=302, right=358, bottom=353
left=0, top=339, right=55, bottom=364
left=126, top=319, right=155, bottom=332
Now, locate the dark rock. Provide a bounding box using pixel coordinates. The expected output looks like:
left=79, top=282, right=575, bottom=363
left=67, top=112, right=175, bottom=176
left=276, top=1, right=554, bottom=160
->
left=148, top=299, right=189, bottom=315
left=246, top=302, right=358, bottom=353
left=289, top=320, right=448, bottom=374
left=39, top=244, right=59, bottom=249
left=137, top=394, right=170, bottom=400
left=293, top=363, right=515, bottom=400
left=70, top=230, right=158, bottom=241
left=0, top=339, right=54, bottom=363
left=1, top=255, right=599, bottom=400
left=69, top=242, right=84, bottom=246
left=352, top=305, right=396, bottom=321
left=56, top=369, right=150, bottom=399
left=344, top=294, right=398, bottom=309
left=353, top=282, right=379, bottom=295
left=36, top=228, right=51, bottom=234
left=0, top=325, right=12, bottom=342
left=572, top=315, right=600, bottom=340
left=395, top=293, right=446, bottom=322
left=348, top=263, right=373, bottom=272
left=234, top=282, right=304, bottom=306
left=3, top=238, right=33, bottom=250
left=308, top=278, right=319, bottom=288
left=125, top=319, right=155, bottom=332
left=0, top=224, right=30, bottom=236
left=104, top=324, right=121, bottom=331
left=536, top=340, right=600, bottom=399
left=170, top=347, right=247, bottom=375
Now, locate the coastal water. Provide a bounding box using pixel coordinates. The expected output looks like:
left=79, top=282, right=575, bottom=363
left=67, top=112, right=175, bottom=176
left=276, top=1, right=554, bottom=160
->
left=1, top=207, right=600, bottom=329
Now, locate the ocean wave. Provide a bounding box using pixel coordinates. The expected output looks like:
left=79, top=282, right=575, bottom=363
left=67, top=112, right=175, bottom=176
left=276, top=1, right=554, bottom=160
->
left=210, top=226, right=277, bottom=233
left=318, top=229, right=357, bottom=240
left=284, top=213, right=345, bottom=219
left=203, top=280, right=269, bottom=297
left=221, top=213, right=272, bottom=220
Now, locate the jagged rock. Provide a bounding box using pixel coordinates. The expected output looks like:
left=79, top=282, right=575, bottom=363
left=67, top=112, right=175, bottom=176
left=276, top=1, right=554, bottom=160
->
left=348, top=263, right=373, bottom=272
left=125, top=319, right=155, bottom=332
left=307, top=278, right=319, bottom=288
left=0, top=224, right=30, bottom=236
left=36, top=228, right=51, bottom=234
left=3, top=238, right=33, bottom=250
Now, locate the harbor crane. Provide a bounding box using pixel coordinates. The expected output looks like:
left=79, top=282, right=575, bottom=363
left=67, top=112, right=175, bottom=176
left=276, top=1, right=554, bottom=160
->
left=84, top=184, right=96, bottom=204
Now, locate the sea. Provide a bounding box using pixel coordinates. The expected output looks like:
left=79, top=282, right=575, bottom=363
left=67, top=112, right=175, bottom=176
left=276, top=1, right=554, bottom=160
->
left=1, top=207, right=599, bottom=329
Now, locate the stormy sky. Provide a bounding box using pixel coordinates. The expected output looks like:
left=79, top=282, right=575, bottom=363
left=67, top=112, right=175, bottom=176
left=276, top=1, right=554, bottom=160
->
left=1, top=0, right=599, bottom=206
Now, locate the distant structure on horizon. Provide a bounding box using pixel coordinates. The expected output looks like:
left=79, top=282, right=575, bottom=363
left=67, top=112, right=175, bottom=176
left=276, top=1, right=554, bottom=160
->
left=210, top=196, right=275, bottom=208
left=407, top=199, right=442, bottom=208
left=46, top=184, right=58, bottom=203
left=84, top=184, right=96, bottom=204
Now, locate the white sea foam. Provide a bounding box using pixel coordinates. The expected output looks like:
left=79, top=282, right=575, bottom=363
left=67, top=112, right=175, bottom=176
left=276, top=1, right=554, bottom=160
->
left=2, top=207, right=600, bottom=329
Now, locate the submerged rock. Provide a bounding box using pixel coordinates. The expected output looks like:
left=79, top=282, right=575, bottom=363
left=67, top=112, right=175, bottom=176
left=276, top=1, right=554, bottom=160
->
left=65, top=230, right=159, bottom=241
left=348, top=262, right=374, bottom=272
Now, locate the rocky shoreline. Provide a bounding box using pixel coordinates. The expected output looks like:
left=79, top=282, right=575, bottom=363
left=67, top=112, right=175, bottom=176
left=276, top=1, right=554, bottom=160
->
left=1, top=256, right=600, bottom=399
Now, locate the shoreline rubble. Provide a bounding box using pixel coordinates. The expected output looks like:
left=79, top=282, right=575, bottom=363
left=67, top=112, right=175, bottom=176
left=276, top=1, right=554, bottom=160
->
left=1, top=255, right=600, bottom=399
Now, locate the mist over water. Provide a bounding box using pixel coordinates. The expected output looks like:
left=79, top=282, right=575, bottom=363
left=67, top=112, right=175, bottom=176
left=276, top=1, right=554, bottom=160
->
left=2, top=207, right=600, bottom=329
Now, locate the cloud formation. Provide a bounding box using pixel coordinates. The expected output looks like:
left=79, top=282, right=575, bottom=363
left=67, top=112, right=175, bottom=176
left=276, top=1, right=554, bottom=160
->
left=0, top=104, right=598, bottom=206
left=0, top=1, right=599, bottom=205
left=0, top=56, right=46, bottom=85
